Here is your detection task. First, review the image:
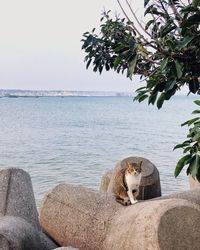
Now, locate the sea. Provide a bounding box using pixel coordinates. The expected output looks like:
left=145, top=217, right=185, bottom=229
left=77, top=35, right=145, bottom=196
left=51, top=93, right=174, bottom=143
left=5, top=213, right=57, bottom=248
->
left=0, top=95, right=198, bottom=204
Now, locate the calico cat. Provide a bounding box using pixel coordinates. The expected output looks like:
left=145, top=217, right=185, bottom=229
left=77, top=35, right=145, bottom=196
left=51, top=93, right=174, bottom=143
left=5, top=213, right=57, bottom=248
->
left=112, top=160, right=142, bottom=206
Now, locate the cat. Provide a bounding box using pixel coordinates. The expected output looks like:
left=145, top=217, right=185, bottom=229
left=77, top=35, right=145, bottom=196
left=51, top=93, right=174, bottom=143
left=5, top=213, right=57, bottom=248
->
left=112, top=160, right=142, bottom=206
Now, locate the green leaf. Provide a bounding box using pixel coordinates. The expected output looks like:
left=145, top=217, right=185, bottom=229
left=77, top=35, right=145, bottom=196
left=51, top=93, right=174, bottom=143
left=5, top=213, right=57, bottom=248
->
left=148, top=92, right=158, bottom=105
left=193, top=0, right=200, bottom=8
left=181, top=5, right=199, bottom=13
left=86, top=59, right=92, bottom=69
left=173, top=141, right=191, bottom=150
left=183, top=146, right=193, bottom=153
left=189, top=78, right=199, bottom=94
left=160, top=24, right=176, bottom=38
left=177, top=36, right=194, bottom=49
left=192, top=132, right=200, bottom=141
left=181, top=117, right=200, bottom=127
left=174, top=154, right=191, bottom=177
left=145, top=19, right=154, bottom=30
left=192, top=110, right=200, bottom=114
left=191, top=154, right=200, bottom=177
left=165, top=80, right=176, bottom=92
left=160, top=58, right=168, bottom=73
left=194, top=100, right=200, bottom=106
left=175, top=61, right=183, bottom=79
left=144, top=6, right=163, bottom=16
left=113, top=56, right=123, bottom=69
left=144, top=0, right=150, bottom=7
left=138, top=94, right=148, bottom=102
left=185, top=13, right=200, bottom=27
left=157, top=93, right=165, bottom=109
left=127, top=55, right=138, bottom=79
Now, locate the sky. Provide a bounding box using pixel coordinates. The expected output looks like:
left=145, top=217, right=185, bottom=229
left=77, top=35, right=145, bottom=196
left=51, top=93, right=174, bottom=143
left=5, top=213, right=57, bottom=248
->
left=0, top=0, right=145, bottom=92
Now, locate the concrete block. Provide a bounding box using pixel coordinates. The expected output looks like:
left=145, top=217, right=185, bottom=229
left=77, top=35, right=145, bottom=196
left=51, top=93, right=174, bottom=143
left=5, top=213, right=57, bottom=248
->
left=101, top=156, right=161, bottom=200
left=188, top=175, right=200, bottom=189
left=40, top=184, right=120, bottom=249
left=0, top=168, right=39, bottom=230
left=54, top=247, right=79, bottom=250
left=0, top=168, right=58, bottom=250
left=40, top=184, right=200, bottom=250
left=0, top=216, right=45, bottom=250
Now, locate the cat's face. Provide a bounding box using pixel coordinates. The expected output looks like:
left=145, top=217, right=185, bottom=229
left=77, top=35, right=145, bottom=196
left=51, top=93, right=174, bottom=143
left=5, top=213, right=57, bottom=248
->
left=127, top=161, right=142, bottom=176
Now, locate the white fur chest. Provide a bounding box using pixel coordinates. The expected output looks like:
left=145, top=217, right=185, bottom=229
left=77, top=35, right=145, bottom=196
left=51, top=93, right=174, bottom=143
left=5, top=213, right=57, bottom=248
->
left=125, top=173, right=141, bottom=191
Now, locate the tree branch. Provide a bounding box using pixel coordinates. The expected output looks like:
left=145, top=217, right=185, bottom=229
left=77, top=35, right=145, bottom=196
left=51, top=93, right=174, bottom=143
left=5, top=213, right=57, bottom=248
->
left=125, top=0, right=152, bottom=38
left=169, top=1, right=182, bottom=23
left=117, top=0, right=158, bottom=50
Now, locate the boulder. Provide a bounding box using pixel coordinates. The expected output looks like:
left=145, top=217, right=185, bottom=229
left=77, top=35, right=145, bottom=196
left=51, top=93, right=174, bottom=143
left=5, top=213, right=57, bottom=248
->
left=0, top=216, right=46, bottom=250
left=0, top=168, right=39, bottom=229
left=188, top=175, right=200, bottom=189
left=0, top=168, right=58, bottom=250
left=157, top=186, right=200, bottom=205
left=40, top=184, right=200, bottom=250
left=101, top=156, right=161, bottom=200
left=54, top=247, right=79, bottom=250
left=40, top=184, right=120, bottom=249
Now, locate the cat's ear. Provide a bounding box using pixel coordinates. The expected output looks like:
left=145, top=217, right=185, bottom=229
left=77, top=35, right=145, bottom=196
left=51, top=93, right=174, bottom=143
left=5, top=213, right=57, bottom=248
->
left=126, top=161, right=132, bottom=169
left=137, top=160, right=142, bottom=169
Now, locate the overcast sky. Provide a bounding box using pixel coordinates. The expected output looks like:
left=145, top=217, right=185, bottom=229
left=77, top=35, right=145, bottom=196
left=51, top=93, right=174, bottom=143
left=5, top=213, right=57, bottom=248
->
left=0, top=0, right=145, bottom=91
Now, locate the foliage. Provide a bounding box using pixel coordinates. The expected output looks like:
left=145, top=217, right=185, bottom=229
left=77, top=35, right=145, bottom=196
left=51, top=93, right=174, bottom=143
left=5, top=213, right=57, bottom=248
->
left=174, top=100, right=200, bottom=180
left=81, top=0, right=200, bottom=180
left=81, top=0, right=200, bottom=109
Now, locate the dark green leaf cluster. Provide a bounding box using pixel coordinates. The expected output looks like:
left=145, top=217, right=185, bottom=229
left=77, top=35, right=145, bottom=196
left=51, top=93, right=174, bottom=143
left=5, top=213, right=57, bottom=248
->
left=81, top=1, right=200, bottom=109
left=174, top=100, right=200, bottom=180
left=81, top=11, right=137, bottom=77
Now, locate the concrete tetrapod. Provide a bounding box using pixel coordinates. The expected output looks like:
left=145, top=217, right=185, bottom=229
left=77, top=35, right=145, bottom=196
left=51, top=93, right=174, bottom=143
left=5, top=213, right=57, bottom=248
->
left=53, top=247, right=79, bottom=250
left=100, top=156, right=161, bottom=200
left=39, top=184, right=200, bottom=250
left=0, top=168, right=58, bottom=250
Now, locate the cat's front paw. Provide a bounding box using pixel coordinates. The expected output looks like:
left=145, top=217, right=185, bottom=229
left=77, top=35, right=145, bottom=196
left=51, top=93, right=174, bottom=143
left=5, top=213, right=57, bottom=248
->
left=130, top=199, right=138, bottom=205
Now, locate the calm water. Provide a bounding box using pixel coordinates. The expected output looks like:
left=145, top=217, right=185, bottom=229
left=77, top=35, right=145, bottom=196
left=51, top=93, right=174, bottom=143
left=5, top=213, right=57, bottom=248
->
left=0, top=95, right=198, bottom=203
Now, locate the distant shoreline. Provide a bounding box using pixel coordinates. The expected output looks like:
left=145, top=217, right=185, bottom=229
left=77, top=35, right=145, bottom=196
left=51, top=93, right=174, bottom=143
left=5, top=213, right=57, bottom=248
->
left=0, top=89, right=132, bottom=98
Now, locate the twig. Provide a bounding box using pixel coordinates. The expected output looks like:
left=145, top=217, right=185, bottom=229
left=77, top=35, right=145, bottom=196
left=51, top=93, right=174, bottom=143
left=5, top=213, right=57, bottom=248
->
left=125, top=0, right=151, bottom=38
left=158, top=0, right=171, bottom=19
left=117, top=0, right=158, bottom=50
left=169, top=1, right=182, bottom=23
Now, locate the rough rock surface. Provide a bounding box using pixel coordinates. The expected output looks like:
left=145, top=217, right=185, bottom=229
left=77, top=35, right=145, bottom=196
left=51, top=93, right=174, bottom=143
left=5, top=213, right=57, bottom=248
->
left=0, top=216, right=46, bottom=250
left=101, top=156, right=161, bottom=200
left=54, top=247, right=79, bottom=250
left=188, top=175, right=200, bottom=189
left=157, top=186, right=200, bottom=205
left=40, top=184, right=120, bottom=249
left=0, top=168, right=39, bottom=229
left=40, top=184, right=200, bottom=250
left=0, top=168, right=58, bottom=250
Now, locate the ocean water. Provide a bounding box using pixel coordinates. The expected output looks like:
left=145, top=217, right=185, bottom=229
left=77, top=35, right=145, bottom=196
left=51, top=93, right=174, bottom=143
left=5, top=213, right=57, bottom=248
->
left=0, top=95, right=198, bottom=204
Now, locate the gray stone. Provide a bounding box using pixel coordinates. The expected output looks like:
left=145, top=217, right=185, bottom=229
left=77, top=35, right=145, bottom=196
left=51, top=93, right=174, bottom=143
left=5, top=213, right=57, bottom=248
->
left=0, top=168, right=39, bottom=230
left=40, top=184, right=200, bottom=250
left=102, top=156, right=161, bottom=200
left=39, top=230, right=58, bottom=250
left=0, top=216, right=45, bottom=250
left=0, top=168, right=58, bottom=250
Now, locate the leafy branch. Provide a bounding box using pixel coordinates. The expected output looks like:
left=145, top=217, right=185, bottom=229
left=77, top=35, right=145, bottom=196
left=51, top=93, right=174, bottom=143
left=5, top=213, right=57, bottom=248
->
left=174, top=100, right=200, bottom=180
left=81, top=0, right=200, bottom=109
